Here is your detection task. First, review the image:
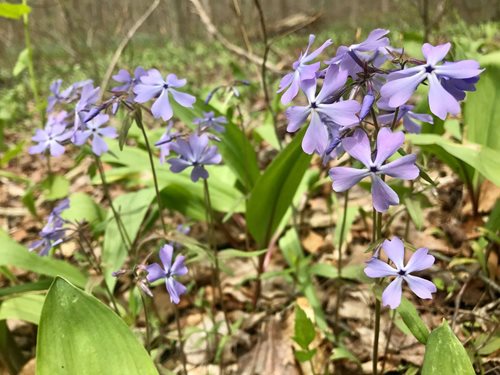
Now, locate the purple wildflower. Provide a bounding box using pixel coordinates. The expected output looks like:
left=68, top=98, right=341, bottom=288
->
left=285, top=65, right=360, bottom=154
left=193, top=111, right=227, bottom=133
left=364, top=237, right=436, bottom=309
left=440, top=75, right=480, bottom=101
left=326, top=29, right=390, bottom=78
left=29, top=198, right=69, bottom=256
left=278, top=34, right=333, bottom=104
left=29, top=112, right=72, bottom=157
left=146, top=244, right=188, bottom=304
left=155, top=121, right=177, bottom=164
left=329, top=128, right=419, bottom=212
left=380, top=42, right=483, bottom=120
left=73, top=114, right=117, bottom=156
left=111, top=66, right=146, bottom=93
left=73, top=82, right=100, bottom=135
left=377, top=101, right=433, bottom=133
left=133, top=69, right=196, bottom=121
left=168, top=133, right=222, bottom=182
left=47, top=79, right=74, bottom=113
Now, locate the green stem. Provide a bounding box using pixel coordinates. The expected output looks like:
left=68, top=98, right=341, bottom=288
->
left=390, top=107, right=400, bottom=130
left=203, top=179, right=232, bottom=335
left=372, top=208, right=383, bottom=375
left=22, top=0, right=43, bottom=123
left=138, top=123, right=167, bottom=234
left=95, top=156, right=132, bottom=249
left=140, top=292, right=151, bottom=354
left=334, top=190, right=349, bottom=339
left=174, top=305, right=188, bottom=375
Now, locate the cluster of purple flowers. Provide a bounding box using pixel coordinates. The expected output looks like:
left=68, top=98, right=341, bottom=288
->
left=29, top=198, right=69, bottom=256
left=279, top=30, right=481, bottom=308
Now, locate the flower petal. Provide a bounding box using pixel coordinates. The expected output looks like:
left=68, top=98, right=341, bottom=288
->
left=280, top=73, right=300, bottom=105
left=286, top=106, right=310, bottom=133
left=428, top=73, right=461, bottom=120
left=381, top=70, right=426, bottom=108
left=159, top=244, right=173, bottom=269
left=405, top=275, right=436, bottom=299
left=151, top=89, right=173, bottom=121
left=405, top=248, right=435, bottom=273
left=171, top=255, right=188, bottom=276
left=381, top=237, right=405, bottom=270
left=422, top=42, right=450, bottom=65
left=382, top=277, right=403, bottom=309
left=342, top=128, right=372, bottom=167
left=166, top=277, right=187, bottom=304
left=374, top=127, right=404, bottom=166
left=364, top=258, right=398, bottom=278
left=91, top=135, right=109, bottom=156
left=302, top=111, right=328, bottom=155
left=329, top=167, right=369, bottom=192
left=170, top=89, right=196, bottom=108
left=146, top=263, right=165, bottom=283
left=379, top=154, right=419, bottom=179
left=317, top=100, right=360, bottom=127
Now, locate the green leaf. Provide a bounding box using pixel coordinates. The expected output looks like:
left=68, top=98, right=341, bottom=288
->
left=278, top=228, right=304, bottom=266
left=62, top=192, right=105, bottom=228
left=0, top=294, right=44, bottom=324
left=42, top=175, right=70, bottom=201
left=310, top=263, right=366, bottom=281
left=295, top=349, right=316, bottom=362
left=333, top=204, right=358, bottom=249
left=218, top=249, right=266, bottom=259
left=408, top=134, right=500, bottom=186
left=103, top=189, right=155, bottom=289
left=404, top=196, right=424, bottom=230
left=330, top=346, right=360, bottom=364
left=0, top=230, right=86, bottom=287
left=293, top=305, right=316, bottom=350
left=0, top=2, right=31, bottom=19
left=247, top=128, right=311, bottom=246
left=396, top=297, right=429, bottom=344
left=464, top=65, right=500, bottom=151
left=421, top=320, right=475, bottom=375
left=36, top=278, right=158, bottom=375
left=12, top=48, right=29, bottom=76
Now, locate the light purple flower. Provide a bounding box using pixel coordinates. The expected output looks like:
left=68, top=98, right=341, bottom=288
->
left=278, top=34, right=332, bottom=104
left=364, top=237, right=436, bottom=309
left=440, top=75, right=480, bottom=101
left=133, top=69, right=196, bottom=121
left=168, top=133, right=222, bottom=182
left=193, top=111, right=227, bottom=133
left=329, top=128, right=419, bottom=212
left=73, top=82, right=100, bottom=136
left=286, top=65, right=360, bottom=155
left=73, top=114, right=117, bottom=156
left=146, top=244, right=188, bottom=304
left=29, top=198, right=69, bottom=256
left=111, top=66, right=146, bottom=93
left=47, top=79, right=74, bottom=113
left=29, top=112, right=72, bottom=157
left=326, top=29, right=390, bottom=78
left=380, top=43, right=483, bottom=120
left=378, top=101, right=433, bottom=133
left=155, top=121, right=177, bottom=164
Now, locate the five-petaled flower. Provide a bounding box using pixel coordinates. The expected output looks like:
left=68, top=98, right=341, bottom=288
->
left=168, top=133, right=222, bottom=182
left=155, top=121, right=178, bottom=164
left=193, top=111, right=227, bottom=133
left=286, top=65, right=361, bottom=155
left=380, top=42, right=483, bottom=120
left=377, top=101, right=433, bottom=134
left=278, top=34, right=332, bottom=104
left=29, top=112, right=72, bottom=157
left=73, top=114, right=117, bottom=156
left=146, top=244, right=188, bottom=304
left=112, top=66, right=146, bottom=94
left=133, top=69, right=196, bottom=121
left=364, top=237, right=436, bottom=309
left=329, top=128, right=419, bottom=212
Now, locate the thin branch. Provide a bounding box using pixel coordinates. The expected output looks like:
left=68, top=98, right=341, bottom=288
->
left=189, top=0, right=281, bottom=74
left=100, top=0, right=161, bottom=98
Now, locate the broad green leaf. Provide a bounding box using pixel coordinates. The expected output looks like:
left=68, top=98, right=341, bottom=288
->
left=0, top=280, right=52, bottom=297
left=408, top=134, right=500, bottom=186
left=0, top=2, right=30, bottom=19
left=0, top=230, right=86, bottom=287
left=421, top=320, right=474, bottom=375
left=396, top=297, right=429, bottom=344
left=247, top=128, right=311, bottom=246
left=404, top=196, right=424, bottom=230
left=103, top=188, right=155, bottom=289
left=330, top=346, right=360, bottom=364
left=12, top=48, right=29, bottom=76
left=293, top=305, right=315, bottom=350
left=278, top=228, right=304, bottom=266
left=464, top=65, right=500, bottom=151
left=310, top=263, right=366, bottom=281
left=36, top=278, right=158, bottom=375
left=295, top=348, right=316, bottom=362
left=62, top=192, right=105, bottom=228
left=0, top=294, right=44, bottom=324
left=42, top=175, right=70, bottom=201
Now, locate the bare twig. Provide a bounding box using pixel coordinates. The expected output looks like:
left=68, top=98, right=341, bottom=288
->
left=100, top=0, right=161, bottom=98
left=189, top=0, right=281, bottom=73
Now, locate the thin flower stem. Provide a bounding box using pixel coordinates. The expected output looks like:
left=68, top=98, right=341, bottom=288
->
left=381, top=309, right=396, bottom=374
left=78, top=231, right=120, bottom=315
left=95, top=156, right=132, bottom=249
left=203, top=179, right=232, bottom=335
left=138, top=123, right=167, bottom=234
left=372, top=208, right=383, bottom=375
left=334, top=190, right=349, bottom=339
left=174, top=305, right=188, bottom=375
left=390, top=107, right=400, bottom=130
left=140, top=291, right=151, bottom=354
